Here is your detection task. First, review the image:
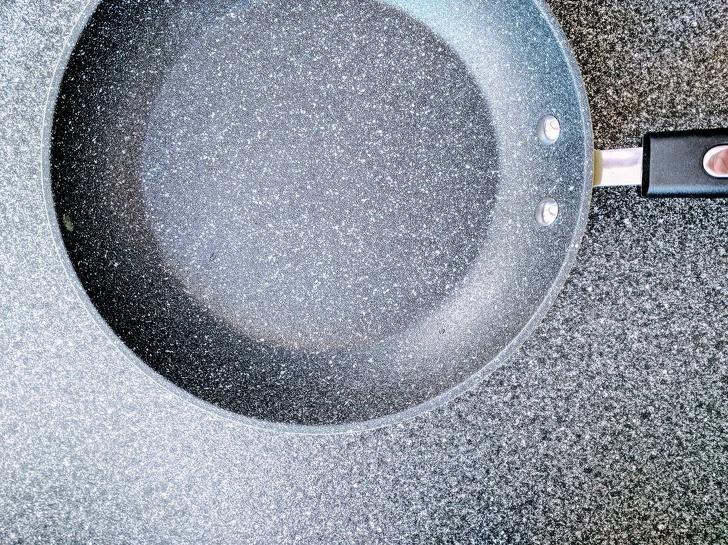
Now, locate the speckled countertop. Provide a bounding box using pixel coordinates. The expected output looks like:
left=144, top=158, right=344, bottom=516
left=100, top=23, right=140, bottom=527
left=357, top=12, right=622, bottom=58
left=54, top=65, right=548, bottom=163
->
left=1, top=0, right=726, bottom=543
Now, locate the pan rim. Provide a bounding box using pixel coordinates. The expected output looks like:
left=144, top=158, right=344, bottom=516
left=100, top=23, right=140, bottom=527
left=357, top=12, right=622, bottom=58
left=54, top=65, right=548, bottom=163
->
left=40, top=0, right=594, bottom=435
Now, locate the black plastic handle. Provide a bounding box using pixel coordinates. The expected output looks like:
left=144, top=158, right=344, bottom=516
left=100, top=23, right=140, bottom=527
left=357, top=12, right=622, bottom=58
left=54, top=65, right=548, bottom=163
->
left=642, top=129, right=728, bottom=198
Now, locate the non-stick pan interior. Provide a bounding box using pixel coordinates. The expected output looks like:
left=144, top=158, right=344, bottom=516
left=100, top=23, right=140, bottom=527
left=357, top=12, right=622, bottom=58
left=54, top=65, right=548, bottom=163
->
left=49, top=0, right=592, bottom=428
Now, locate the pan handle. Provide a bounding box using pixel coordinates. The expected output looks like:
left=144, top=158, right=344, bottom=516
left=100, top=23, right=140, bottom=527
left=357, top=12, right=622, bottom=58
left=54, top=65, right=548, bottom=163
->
left=593, top=129, right=728, bottom=198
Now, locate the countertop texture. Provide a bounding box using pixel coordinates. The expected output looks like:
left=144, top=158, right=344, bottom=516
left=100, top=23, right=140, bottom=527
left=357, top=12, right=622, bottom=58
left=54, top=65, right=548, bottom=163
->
left=1, top=0, right=726, bottom=543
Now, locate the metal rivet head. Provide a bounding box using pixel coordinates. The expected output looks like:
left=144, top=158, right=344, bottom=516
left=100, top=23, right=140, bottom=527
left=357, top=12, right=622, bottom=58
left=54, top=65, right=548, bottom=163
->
left=536, top=197, right=559, bottom=227
left=537, top=115, right=561, bottom=145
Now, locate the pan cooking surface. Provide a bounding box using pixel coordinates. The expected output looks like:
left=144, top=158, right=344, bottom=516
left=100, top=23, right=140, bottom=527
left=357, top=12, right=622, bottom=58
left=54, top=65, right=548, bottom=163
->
left=49, top=0, right=592, bottom=428
left=141, top=0, right=498, bottom=351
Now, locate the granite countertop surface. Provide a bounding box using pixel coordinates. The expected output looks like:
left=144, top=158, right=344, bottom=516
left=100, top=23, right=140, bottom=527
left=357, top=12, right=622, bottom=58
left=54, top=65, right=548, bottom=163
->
left=1, top=0, right=726, bottom=543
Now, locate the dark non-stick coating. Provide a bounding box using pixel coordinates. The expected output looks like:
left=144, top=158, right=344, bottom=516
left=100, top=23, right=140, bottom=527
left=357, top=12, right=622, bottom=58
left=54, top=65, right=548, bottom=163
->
left=49, top=0, right=593, bottom=429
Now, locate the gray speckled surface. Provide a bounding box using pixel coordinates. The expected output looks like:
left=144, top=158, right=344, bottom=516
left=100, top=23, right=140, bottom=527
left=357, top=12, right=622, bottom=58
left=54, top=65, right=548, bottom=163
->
left=1, top=1, right=727, bottom=545
left=45, top=0, right=592, bottom=429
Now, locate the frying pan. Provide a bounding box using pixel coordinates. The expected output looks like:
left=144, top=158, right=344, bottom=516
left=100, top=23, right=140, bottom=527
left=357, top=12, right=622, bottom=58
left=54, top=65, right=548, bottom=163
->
left=48, top=0, right=728, bottom=431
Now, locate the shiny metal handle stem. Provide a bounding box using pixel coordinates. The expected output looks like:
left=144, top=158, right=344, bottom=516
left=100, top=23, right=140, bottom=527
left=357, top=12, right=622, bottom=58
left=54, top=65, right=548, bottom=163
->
left=593, top=148, right=642, bottom=188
